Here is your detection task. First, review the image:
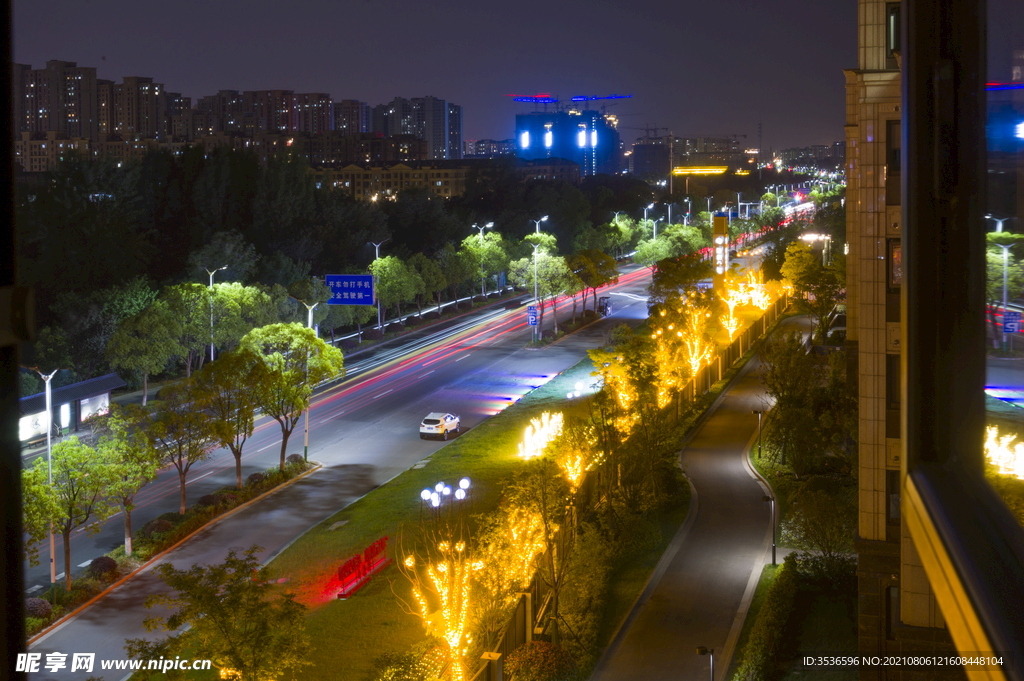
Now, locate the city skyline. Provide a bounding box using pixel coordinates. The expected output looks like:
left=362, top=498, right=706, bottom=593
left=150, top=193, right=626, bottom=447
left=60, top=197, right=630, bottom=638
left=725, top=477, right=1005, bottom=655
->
left=14, top=0, right=860, bottom=151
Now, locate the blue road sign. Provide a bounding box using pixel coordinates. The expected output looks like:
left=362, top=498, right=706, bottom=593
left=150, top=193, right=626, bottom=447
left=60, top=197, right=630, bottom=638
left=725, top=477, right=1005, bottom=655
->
left=326, top=275, right=375, bottom=306
left=527, top=305, right=538, bottom=326
left=1004, top=310, right=1021, bottom=333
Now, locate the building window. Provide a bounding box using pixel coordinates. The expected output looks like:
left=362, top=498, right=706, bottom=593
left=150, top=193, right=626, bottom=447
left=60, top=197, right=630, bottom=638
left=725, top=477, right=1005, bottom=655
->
left=888, top=240, right=902, bottom=289
left=885, top=3, right=901, bottom=70
left=886, top=585, right=900, bottom=639
left=886, top=354, right=901, bottom=410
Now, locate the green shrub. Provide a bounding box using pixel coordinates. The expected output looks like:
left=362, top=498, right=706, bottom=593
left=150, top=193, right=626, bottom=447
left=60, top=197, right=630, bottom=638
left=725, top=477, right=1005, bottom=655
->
left=504, top=641, right=578, bottom=681
left=156, top=511, right=184, bottom=524
left=87, top=556, right=118, bottom=579
left=733, top=554, right=800, bottom=681
left=25, top=597, right=52, bottom=619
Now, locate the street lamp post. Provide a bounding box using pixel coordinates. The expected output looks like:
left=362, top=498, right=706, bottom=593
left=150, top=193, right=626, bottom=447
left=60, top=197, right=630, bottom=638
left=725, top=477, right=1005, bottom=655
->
left=201, top=265, right=227, bottom=362
left=763, top=493, right=777, bottom=565
left=35, top=368, right=58, bottom=601
left=685, top=198, right=691, bottom=226
left=986, top=215, right=1017, bottom=234
left=472, top=222, right=495, bottom=297
left=643, top=203, right=654, bottom=237
left=752, top=410, right=762, bottom=459
left=298, top=300, right=319, bottom=461
left=529, top=217, right=548, bottom=344
left=995, top=242, right=1014, bottom=351
left=531, top=242, right=542, bottom=344
left=370, top=239, right=390, bottom=331
left=696, top=647, right=714, bottom=681
left=652, top=218, right=664, bottom=240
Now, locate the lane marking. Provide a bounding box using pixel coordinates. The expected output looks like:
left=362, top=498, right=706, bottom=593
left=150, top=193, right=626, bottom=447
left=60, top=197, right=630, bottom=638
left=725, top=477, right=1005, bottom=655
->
left=186, top=470, right=216, bottom=486
left=373, top=389, right=393, bottom=400
left=455, top=354, right=471, bottom=362
left=26, top=585, right=42, bottom=594
left=418, top=370, right=435, bottom=378
left=78, top=561, right=92, bottom=568
left=257, top=441, right=279, bottom=452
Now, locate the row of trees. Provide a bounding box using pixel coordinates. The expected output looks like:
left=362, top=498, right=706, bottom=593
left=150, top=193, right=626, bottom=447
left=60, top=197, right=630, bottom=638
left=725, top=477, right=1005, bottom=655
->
left=23, top=323, right=344, bottom=587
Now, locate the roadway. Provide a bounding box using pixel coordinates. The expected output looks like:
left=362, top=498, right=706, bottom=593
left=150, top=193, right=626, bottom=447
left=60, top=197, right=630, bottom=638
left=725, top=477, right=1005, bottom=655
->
left=26, top=266, right=654, bottom=680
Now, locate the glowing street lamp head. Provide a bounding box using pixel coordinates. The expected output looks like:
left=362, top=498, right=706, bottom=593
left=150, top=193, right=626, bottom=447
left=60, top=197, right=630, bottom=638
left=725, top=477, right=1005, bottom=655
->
left=420, top=489, right=432, bottom=501
left=435, top=482, right=445, bottom=492
left=459, top=478, right=470, bottom=490
left=455, top=488, right=466, bottom=500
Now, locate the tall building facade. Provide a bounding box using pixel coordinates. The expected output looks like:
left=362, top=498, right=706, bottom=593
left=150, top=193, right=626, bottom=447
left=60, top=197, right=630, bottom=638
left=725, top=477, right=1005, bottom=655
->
left=372, top=96, right=461, bottom=160
left=515, top=109, right=620, bottom=176
left=99, top=76, right=167, bottom=138
left=12, top=60, right=101, bottom=140
left=845, top=0, right=957, bottom=671
left=333, top=99, right=370, bottom=134
left=447, top=103, right=463, bottom=160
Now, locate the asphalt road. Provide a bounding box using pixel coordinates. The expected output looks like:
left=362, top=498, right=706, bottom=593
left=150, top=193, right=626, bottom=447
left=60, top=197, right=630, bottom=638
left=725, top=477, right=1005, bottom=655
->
left=590, top=315, right=814, bottom=681
left=21, top=271, right=656, bottom=593
left=25, top=267, right=654, bottom=680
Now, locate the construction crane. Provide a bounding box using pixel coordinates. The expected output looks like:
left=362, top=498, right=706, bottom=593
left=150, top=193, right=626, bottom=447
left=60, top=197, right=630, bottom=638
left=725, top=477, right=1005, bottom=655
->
left=505, top=93, right=632, bottom=112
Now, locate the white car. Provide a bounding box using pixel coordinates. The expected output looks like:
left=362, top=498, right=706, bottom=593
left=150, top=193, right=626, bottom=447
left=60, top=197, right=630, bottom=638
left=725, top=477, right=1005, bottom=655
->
left=420, top=412, right=460, bottom=440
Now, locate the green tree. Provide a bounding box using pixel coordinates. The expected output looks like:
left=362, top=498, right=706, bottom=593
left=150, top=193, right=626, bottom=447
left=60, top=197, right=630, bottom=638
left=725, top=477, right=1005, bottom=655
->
left=986, top=233, right=1024, bottom=346
left=29, top=326, right=77, bottom=387
left=437, top=241, right=473, bottom=303
left=187, top=231, right=261, bottom=285
left=240, top=323, right=345, bottom=470
left=149, top=378, right=217, bottom=513
left=95, top=405, right=162, bottom=556
left=407, top=252, right=447, bottom=317
left=25, top=437, right=116, bottom=588
left=106, top=300, right=180, bottom=404
left=126, top=545, right=311, bottom=681
left=633, top=238, right=671, bottom=272
left=781, top=241, right=840, bottom=340
left=789, top=490, right=856, bottom=585
left=195, top=348, right=261, bottom=489
left=568, top=249, right=619, bottom=313
left=459, top=232, right=508, bottom=297
left=21, top=456, right=60, bottom=570
left=760, top=331, right=820, bottom=477
left=369, top=255, right=420, bottom=322
left=161, top=282, right=210, bottom=377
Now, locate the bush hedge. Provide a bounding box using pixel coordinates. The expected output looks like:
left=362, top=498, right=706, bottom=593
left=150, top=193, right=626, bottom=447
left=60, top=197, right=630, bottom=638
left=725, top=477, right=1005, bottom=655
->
left=87, top=556, right=118, bottom=579
left=733, top=554, right=800, bottom=681
left=25, top=597, right=52, bottom=619
left=504, top=641, right=577, bottom=681
left=286, top=453, right=304, bottom=465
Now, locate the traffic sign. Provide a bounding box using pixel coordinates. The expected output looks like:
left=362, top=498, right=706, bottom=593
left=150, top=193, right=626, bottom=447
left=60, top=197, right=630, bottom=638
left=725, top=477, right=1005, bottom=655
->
left=325, top=275, right=375, bottom=306
left=1004, top=310, right=1021, bottom=333
left=527, top=305, right=538, bottom=326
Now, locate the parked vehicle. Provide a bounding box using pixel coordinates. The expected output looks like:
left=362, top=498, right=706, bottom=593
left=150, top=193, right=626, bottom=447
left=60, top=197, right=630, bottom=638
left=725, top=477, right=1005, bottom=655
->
left=597, top=297, right=612, bottom=316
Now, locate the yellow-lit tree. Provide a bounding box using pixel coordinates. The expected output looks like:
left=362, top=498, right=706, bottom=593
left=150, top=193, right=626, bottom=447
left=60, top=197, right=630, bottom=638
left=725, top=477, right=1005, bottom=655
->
left=398, top=525, right=483, bottom=681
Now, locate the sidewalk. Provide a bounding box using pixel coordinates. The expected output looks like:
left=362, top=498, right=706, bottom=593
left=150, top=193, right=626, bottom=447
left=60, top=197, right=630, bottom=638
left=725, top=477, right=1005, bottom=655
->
left=589, top=314, right=815, bottom=681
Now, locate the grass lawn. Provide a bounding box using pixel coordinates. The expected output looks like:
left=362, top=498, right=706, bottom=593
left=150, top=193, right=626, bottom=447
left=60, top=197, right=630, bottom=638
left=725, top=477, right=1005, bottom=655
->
left=777, top=578, right=858, bottom=681
left=266, top=359, right=604, bottom=680
left=723, top=563, right=781, bottom=680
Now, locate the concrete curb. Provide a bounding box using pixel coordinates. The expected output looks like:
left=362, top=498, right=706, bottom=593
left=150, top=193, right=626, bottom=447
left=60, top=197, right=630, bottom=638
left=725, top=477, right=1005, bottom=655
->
left=28, top=461, right=324, bottom=647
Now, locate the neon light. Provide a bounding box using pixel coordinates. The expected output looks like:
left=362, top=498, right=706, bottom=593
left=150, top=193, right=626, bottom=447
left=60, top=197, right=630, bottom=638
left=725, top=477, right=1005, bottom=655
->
left=591, top=130, right=598, bottom=147
left=544, top=131, right=552, bottom=148
left=520, top=131, right=530, bottom=149
left=577, top=130, right=586, bottom=148
left=1016, top=121, right=1024, bottom=141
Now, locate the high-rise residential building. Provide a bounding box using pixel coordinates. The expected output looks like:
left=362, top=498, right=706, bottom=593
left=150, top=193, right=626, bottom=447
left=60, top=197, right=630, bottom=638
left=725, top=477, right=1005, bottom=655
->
left=464, top=139, right=516, bottom=158
left=333, top=99, right=370, bottom=134
left=12, top=60, right=101, bottom=141
left=98, top=76, right=166, bottom=138
left=241, top=90, right=294, bottom=132
left=447, top=103, right=463, bottom=160
left=372, top=96, right=461, bottom=160
left=197, top=90, right=245, bottom=132
left=845, top=0, right=958, bottom=667
left=290, top=93, right=332, bottom=135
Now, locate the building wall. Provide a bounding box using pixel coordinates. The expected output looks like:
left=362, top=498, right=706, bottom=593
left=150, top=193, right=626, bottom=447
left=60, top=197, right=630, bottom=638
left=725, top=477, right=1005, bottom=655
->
left=846, top=1, right=955, bottom=675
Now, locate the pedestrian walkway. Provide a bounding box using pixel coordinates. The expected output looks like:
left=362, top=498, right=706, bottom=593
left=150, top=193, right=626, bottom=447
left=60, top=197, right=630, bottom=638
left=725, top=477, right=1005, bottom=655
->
left=590, top=315, right=814, bottom=681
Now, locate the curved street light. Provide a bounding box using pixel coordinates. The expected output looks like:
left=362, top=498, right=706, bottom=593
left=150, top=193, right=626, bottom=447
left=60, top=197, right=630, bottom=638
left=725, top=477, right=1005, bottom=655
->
left=472, top=222, right=495, bottom=297
left=201, top=265, right=227, bottom=362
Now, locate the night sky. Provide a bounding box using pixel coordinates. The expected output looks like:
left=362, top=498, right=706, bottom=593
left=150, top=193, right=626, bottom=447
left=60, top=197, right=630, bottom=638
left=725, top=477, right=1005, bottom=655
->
left=11, top=1, right=1020, bottom=152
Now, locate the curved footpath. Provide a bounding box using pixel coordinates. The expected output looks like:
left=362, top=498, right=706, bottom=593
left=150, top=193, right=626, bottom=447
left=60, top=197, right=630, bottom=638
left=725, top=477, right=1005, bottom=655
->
left=590, top=315, right=815, bottom=681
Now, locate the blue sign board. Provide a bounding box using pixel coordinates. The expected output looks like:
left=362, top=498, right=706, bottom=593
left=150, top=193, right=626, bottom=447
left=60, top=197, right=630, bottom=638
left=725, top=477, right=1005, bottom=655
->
left=527, top=305, right=538, bottom=326
left=1004, top=310, right=1021, bottom=333
left=326, top=275, right=375, bottom=306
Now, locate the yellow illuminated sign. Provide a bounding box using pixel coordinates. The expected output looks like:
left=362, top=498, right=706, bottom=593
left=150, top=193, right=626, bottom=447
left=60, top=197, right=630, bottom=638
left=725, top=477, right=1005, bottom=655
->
left=672, top=166, right=728, bottom=175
